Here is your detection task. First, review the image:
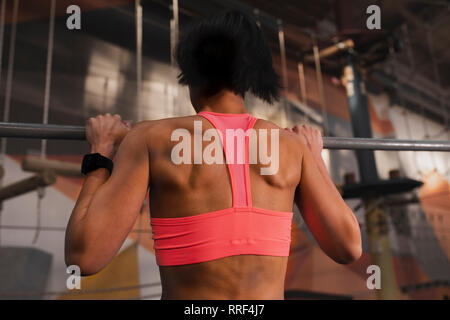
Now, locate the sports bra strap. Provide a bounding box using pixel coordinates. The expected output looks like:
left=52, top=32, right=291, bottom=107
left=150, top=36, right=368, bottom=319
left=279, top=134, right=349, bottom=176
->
left=197, top=111, right=257, bottom=208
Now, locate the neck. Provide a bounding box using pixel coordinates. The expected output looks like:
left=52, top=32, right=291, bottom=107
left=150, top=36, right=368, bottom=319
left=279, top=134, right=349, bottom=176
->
left=194, top=90, right=247, bottom=114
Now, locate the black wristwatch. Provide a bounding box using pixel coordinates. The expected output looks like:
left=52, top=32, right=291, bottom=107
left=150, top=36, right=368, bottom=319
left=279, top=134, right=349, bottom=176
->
left=81, top=153, right=114, bottom=175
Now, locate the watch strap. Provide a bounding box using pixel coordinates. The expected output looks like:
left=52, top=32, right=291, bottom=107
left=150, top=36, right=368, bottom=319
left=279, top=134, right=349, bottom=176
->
left=81, top=153, right=114, bottom=175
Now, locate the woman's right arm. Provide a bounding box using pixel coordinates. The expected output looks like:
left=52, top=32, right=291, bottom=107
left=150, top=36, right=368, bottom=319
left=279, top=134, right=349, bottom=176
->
left=293, top=125, right=362, bottom=264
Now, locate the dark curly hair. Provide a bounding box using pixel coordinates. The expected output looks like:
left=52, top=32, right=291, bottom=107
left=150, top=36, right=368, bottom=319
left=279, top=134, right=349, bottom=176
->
left=175, top=10, right=281, bottom=104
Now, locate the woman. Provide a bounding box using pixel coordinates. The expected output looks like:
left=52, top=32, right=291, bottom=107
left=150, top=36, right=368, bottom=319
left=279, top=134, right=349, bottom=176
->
left=65, top=11, right=361, bottom=300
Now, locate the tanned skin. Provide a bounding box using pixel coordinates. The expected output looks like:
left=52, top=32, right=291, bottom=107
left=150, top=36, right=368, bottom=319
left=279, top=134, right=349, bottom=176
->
left=65, top=88, right=362, bottom=299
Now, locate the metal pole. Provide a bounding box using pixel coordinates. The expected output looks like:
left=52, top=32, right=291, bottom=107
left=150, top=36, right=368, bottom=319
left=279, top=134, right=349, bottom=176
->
left=0, top=171, right=56, bottom=202
left=0, top=0, right=19, bottom=245
left=426, top=25, right=450, bottom=177
left=0, top=122, right=449, bottom=152
left=304, top=39, right=354, bottom=62
left=135, top=0, right=143, bottom=122
left=312, top=37, right=329, bottom=135
left=170, top=0, right=179, bottom=66
left=0, top=0, right=6, bottom=100
left=0, top=0, right=7, bottom=245
left=41, top=0, right=56, bottom=159
left=277, top=20, right=288, bottom=91
left=0, top=0, right=19, bottom=165
left=169, top=0, right=179, bottom=117
left=343, top=51, right=398, bottom=299
left=0, top=123, right=86, bottom=140
left=22, top=156, right=82, bottom=177
left=277, top=20, right=289, bottom=127
left=343, top=52, right=379, bottom=182
left=390, top=28, right=421, bottom=178
left=323, top=137, right=450, bottom=151
left=297, top=62, right=307, bottom=104
left=34, top=0, right=56, bottom=244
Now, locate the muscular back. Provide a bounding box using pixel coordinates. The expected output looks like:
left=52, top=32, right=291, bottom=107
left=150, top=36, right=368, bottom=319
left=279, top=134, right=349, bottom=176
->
left=143, top=115, right=303, bottom=299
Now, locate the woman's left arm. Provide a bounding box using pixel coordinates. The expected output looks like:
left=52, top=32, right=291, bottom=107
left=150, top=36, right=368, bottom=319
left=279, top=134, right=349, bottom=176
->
left=65, top=114, right=149, bottom=276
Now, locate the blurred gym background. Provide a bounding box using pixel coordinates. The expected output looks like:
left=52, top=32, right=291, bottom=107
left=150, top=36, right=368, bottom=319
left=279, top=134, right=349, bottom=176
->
left=0, top=0, right=448, bottom=300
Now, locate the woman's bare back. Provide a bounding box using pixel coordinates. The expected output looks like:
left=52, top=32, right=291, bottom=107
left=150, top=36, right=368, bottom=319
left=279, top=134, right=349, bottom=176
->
left=145, top=115, right=302, bottom=299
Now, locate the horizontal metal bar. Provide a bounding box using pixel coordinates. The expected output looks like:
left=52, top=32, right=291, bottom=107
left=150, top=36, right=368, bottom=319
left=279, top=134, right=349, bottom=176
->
left=323, top=137, right=450, bottom=151
left=304, top=39, right=354, bottom=62
left=0, top=122, right=449, bottom=151
left=0, top=122, right=86, bottom=140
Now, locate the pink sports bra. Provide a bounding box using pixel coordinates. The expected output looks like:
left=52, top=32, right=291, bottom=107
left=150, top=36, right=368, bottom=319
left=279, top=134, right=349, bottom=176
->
left=150, top=111, right=293, bottom=266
